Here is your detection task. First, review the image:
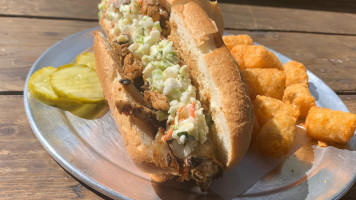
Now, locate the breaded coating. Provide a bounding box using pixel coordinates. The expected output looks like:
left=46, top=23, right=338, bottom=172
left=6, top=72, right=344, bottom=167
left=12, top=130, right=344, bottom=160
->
left=242, top=68, right=286, bottom=100
left=283, top=60, right=309, bottom=87
left=244, top=45, right=282, bottom=69
left=144, top=90, right=170, bottom=111
left=253, top=95, right=300, bottom=126
left=305, top=106, right=356, bottom=143
left=230, top=45, right=248, bottom=70
left=222, top=34, right=253, bottom=50
left=283, top=83, right=316, bottom=119
left=256, top=112, right=296, bottom=158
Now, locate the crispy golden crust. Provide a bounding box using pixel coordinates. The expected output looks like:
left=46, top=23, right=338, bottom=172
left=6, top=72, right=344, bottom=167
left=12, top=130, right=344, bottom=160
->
left=204, top=47, right=254, bottom=168
left=172, top=2, right=220, bottom=46
left=159, top=0, right=224, bottom=35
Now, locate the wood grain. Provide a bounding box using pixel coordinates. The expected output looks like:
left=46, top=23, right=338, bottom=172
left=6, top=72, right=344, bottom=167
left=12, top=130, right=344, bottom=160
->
left=0, top=0, right=98, bottom=20
left=0, top=95, right=107, bottom=199
left=220, top=4, right=356, bottom=35
left=0, top=1, right=355, bottom=35
left=227, top=30, right=356, bottom=92
left=0, top=17, right=98, bottom=92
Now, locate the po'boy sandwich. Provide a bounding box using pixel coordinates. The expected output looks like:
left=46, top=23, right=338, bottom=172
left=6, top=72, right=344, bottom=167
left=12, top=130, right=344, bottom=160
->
left=94, top=0, right=254, bottom=190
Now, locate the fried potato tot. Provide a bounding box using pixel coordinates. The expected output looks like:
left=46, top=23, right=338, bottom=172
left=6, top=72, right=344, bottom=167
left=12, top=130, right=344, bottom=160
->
left=230, top=45, right=248, bottom=70
left=305, top=106, right=356, bottom=143
left=253, top=95, right=300, bottom=125
left=283, top=61, right=308, bottom=87
left=242, top=68, right=286, bottom=100
left=283, top=83, right=316, bottom=119
left=222, top=34, right=253, bottom=50
left=256, top=112, right=296, bottom=158
left=244, top=45, right=283, bottom=69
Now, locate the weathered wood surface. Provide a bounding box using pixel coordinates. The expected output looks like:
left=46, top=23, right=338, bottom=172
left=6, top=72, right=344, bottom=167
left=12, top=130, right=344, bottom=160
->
left=0, top=0, right=99, bottom=20
left=0, top=0, right=355, bottom=199
left=0, top=0, right=355, bottom=34
left=0, top=18, right=355, bottom=92
left=0, top=95, right=108, bottom=199
left=220, top=4, right=356, bottom=35
left=0, top=17, right=98, bottom=91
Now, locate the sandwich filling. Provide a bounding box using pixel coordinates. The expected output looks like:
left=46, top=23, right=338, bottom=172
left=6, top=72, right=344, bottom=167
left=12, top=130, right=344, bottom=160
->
left=99, top=0, right=209, bottom=157
left=98, top=0, right=223, bottom=189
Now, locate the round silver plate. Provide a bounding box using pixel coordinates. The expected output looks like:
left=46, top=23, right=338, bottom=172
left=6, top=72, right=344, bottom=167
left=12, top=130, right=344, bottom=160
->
left=24, top=27, right=356, bottom=200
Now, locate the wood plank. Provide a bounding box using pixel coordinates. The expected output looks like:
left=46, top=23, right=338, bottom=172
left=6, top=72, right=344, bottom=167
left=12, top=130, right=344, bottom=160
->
left=227, top=30, right=356, bottom=92
left=1, top=95, right=355, bottom=198
left=219, top=0, right=356, bottom=14
left=339, top=95, right=356, bottom=113
left=0, top=95, right=106, bottom=199
left=0, top=17, right=98, bottom=92
left=0, top=0, right=98, bottom=20
left=0, top=1, right=355, bottom=35
left=220, top=4, right=356, bottom=35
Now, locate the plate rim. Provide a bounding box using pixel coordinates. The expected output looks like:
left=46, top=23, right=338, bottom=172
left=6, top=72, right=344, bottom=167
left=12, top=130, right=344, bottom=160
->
left=24, top=26, right=355, bottom=200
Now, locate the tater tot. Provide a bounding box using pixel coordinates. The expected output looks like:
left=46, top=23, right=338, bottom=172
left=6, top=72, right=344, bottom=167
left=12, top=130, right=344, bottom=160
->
left=242, top=68, right=286, bottom=100
left=256, top=112, right=296, bottom=158
left=222, top=35, right=253, bottom=50
left=283, top=61, right=309, bottom=87
left=253, top=95, right=300, bottom=125
left=305, top=106, right=356, bottom=143
left=283, top=83, right=316, bottom=118
left=244, top=45, right=283, bottom=69
left=230, top=45, right=248, bottom=70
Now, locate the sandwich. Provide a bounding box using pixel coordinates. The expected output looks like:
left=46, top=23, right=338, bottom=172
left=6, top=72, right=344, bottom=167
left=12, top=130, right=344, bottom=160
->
left=94, top=0, right=254, bottom=190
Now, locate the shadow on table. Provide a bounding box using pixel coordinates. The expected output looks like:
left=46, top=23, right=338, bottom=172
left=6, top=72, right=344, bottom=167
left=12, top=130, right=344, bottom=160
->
left=219, top=0, right=356, bottom=14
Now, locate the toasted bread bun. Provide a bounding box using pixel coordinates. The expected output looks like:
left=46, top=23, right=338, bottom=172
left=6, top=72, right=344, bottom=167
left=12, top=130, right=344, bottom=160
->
left=169, top=1, right=253, bottom=168
left=95, top=0, right=254, bottom=186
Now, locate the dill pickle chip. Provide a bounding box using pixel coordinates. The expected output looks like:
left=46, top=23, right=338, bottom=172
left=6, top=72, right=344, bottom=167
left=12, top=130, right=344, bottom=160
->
left=75, top=52, right=95, bottom=69
left=28, top=66, right=81, bottom=110
left=69, top=100, right=109, bottom=120
left=50, top=64, right=104, bottom=104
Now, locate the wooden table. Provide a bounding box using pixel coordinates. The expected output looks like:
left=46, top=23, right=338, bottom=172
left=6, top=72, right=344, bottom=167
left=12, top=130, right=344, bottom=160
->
left=0, top=0, right=355, bottom=199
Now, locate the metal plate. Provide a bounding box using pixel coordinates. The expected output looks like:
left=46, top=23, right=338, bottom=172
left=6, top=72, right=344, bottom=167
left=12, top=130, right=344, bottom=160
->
left=24, top=27, right=356, bottom=200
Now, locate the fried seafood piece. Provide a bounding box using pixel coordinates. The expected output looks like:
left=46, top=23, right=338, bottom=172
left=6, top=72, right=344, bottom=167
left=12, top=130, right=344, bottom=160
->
left=109, top=42, right=144, bottom=80
left=178, top=139, right=224, bottom=190
left=123, top=53, right=144, bottom=80
left=115, top=99, right=159, bottom=127
left=144, top=90, right=170, bottom=111
left=141, top=0, right=160, bottom=22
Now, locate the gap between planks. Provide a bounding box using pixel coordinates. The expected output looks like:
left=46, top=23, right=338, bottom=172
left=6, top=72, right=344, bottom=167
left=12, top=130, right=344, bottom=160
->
left=225, top=28, right=356, bottom=37
left=0, top=14, right=98, bottom=22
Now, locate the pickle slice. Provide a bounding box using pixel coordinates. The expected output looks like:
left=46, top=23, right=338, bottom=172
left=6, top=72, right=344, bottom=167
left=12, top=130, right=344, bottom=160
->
left=50, top=64, right=104, bottom=104
left=69, top=100, right=109, bottom=120
left=28, top=66, right=81, bottom=110
left=75, top=52, right=95, bottom=69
